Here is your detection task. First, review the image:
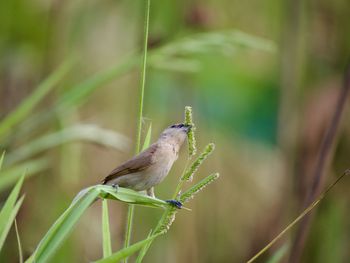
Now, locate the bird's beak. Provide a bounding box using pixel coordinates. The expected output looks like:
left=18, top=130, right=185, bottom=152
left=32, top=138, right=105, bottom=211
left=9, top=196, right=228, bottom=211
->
left=183, top=124, right=192, bottom=133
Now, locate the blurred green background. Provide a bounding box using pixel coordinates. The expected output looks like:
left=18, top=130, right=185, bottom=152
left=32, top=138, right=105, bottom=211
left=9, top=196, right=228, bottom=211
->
left=1, top=0, right=350, bottom=262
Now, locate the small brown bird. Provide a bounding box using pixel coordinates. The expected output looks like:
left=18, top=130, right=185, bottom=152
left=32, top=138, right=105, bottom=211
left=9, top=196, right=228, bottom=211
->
left=102, top=123, right=191, bottom=207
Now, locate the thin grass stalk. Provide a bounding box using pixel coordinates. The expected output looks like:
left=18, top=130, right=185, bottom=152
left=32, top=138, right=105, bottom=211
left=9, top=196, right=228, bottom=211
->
left=247, top=169, right=350, bottom=263
left=124, top=0, right=151, bottom=261
left=136, top=173, right=219, bottom=262
left=15, top=220, right=23, bottom=263
left=289, top=65, right=350, bottom=262
left=102, top=200, right=112, bottom=258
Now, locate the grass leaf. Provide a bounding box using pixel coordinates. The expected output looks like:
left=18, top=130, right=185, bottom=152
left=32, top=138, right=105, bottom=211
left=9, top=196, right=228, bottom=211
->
left=0, top=195, right=25, bottom=250
left=0, top=175, right=25, bottom=236
left=102, top=199, right=112, bottom=258
left=97, top=185, right=168, bottom=209
left=7, top=56, right=137, bottom=144
left=27, top=184, right=168, bottom=263
left=6, top=125, right=130, bottom=166
left=0, top=60, right=73, bottom=138
left=55, top=56, right=137, bottom=110
left=0, top=158, right=49, bottom=192
left=93, top=232, right=163, bottom=263
left=141, top=123, right=152, bottom=151
left=27, top=188, right=100, bottom=263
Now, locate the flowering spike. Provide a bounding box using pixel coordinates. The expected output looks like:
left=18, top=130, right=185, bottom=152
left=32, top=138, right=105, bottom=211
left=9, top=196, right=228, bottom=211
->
left=184, top=106, right=196, bottom=156
left=180, top=173, right=219, bottom=203
left=181, top=143, right=215, bottom=182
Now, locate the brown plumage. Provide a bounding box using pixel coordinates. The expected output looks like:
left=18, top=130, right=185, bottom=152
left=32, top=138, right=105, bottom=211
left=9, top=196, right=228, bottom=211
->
left=101, top=123, right=191, bottom=197
left=102, top=144, right=158, bottom=184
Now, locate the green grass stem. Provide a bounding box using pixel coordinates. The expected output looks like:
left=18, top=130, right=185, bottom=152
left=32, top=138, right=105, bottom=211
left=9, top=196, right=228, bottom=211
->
left=124, top=0, right=151, bottom=261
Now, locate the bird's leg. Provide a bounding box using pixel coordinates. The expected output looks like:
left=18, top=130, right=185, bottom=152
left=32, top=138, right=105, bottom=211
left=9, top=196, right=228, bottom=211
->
left=146, top=187, right=155, bottom=198
left=111, top=183, right=119, bottom=192
left=165, top=200, right=183, bottom=209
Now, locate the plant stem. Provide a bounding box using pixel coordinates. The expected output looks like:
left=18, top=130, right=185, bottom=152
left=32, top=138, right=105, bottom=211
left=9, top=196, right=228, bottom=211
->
left=172, top=158, right=191, bottom=199
left=136, top=160, right=191, bottom=263
left=124, top=0, right=151, bottom=261
left=288, top=65, right=350, bottom=262
left=247, top=170, right=350, bottom=263
left=135, top=0, right=151, bottom=154
left=124, top=205, right=134, bottom=256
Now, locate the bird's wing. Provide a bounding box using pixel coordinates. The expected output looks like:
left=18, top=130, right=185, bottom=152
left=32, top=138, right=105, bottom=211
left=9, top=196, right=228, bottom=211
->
left=102, top=143, right=158, bottom=184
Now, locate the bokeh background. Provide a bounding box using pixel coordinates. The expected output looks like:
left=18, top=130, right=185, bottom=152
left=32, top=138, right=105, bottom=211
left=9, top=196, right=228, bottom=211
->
left=1, top=0, right=350, bottom=262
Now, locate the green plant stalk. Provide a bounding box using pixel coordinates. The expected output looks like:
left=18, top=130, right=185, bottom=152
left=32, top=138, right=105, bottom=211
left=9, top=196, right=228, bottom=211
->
left=15, top=220, right=23, bottom=263
left=179, top=173, right=219, bottom=203
left=135, top=0, right=150, bottom=155
left=172, top=158, right=191, bottom=199
left=124, top=0, right=151, bottom=260
left=102, top=200, right=112, bottom=258
left=135, top=163, right=186, bottom=262
left=94, top=232, right=164, bottom=263
left=181, top=143, right=215, bottom=182
left=136, top=173, right=219, bottom=262
left=173, top=143, right=215, bottom=199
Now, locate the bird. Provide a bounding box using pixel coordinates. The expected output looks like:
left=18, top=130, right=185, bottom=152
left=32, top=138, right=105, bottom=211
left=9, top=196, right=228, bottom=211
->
left=102, top=123, right=192, bottom=208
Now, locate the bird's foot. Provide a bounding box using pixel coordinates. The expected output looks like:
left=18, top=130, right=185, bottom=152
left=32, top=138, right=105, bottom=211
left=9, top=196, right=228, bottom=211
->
left=165, top=199, right=182, bottom=209
left=111, top=184, right=119, bottom=192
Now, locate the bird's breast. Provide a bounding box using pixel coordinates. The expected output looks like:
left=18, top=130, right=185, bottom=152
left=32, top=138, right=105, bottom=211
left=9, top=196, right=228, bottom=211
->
left=146, top=143, right=178, bottom=181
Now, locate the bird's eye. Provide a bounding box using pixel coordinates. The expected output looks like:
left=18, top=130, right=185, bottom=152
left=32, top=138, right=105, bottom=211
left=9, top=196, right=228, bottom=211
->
left=170, top=125, right=177, bottom=128
left=178, top=124, right=184, bottom=128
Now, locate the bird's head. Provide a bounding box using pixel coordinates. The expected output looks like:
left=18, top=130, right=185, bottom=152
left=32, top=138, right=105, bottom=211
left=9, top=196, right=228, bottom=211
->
left=159, top=123, right=192, bottom=148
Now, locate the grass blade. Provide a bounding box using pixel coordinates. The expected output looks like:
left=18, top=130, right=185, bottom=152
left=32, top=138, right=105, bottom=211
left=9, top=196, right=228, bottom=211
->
left=97, top=185, right=168, bottom=209
left=102, top=199, right=112, bottom=258
left=141, top=123, right=152, bottom=151
left=0, top=158, right=49, bottom=192
left=55, top=55, right=137, bottom=110
left=8, top=56, right=138, bottom=143
left=94, top=232, right=163, bottom=263
left=0, top=59, right=73, bottom=138
left=0, top=195, right=25, bottom=250
left=26, top=184, right=168, bottom=263
left=27, top=188, right=100, bottom=263
left=6, top=124, right=130, bottom=166
left=0, top=175, right=25, bottom=235
left=15, top=220, right=23, bottom=263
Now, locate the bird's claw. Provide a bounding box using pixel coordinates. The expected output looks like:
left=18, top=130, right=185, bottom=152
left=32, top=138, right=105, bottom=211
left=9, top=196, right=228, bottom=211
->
left=166, top=199, right=182, bottom=209
left=111, top=184, right=119, bottom=192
